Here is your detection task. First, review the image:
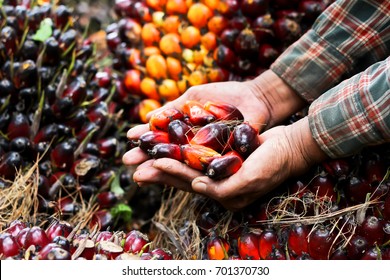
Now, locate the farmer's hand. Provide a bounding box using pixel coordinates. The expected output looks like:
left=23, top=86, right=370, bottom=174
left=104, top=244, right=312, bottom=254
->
left=126, top=117, right=328, bottom=211
left=122, top=69, right=306, bottom=167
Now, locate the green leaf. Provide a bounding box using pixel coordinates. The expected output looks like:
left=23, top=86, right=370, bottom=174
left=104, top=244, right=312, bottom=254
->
left=110, top=203, right=132, bottom=223
left=110, top=172, right=125, bottom=196
left=32, top=18, right=53, bottom=42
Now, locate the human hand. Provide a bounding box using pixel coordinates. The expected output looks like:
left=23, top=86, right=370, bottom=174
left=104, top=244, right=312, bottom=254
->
left=126, top=117, right=328, bottom=211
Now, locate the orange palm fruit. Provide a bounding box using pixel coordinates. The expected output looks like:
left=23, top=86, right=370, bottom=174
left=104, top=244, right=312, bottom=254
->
left=166, top=57, right=182, bottom=81
left=237, top=228, right=261, bottom=260
left=187, top=2, right=213, bottom=28
left=148, top=143, right=183, bottom=161
left=177, top=76, right=189, bottom=94
left=232, top=122, right=260, bottom=158
left=180, top=26, right=201, bottom=49
left=146, top=54, right=168, bottom=80
left=134, top=131, right=170, bottom=153
left=138, top=99, right=162, bottom=123
left=204, top=101, right=244, bottom=121
left=190, top=122, right=231, bottom=152
left=201, top=32, right=217, bottom=51
left=205, top=151, right=243, bottom=180
left=188, top=70, right=208, bottom=87
left=193, top=47, right=208, bottom=66
left=168, top=119, right=194, bottom=144
left=206, top=67, right=229, bottom=83
left=141, top=23, right=161, bottom=47
left=159, top=33, right=182, bottom=56
left=128, top=48, right=142, bottom=68
left=207, top=231, right=229, bottom=260
left=207, top=15, right=228, bottom=35
left=162, top=15, right=181, bottom=34
left=142, top=46, right=161, bottom=62
left=140, top=77, right=160, bottom=100
left=166, top=0, right=188, bottom=15
left=149, top=108, right=184, bottom=132
left=202, top=0, right=220, bottom=10
left=123, top=69, right=142, bottom=96
left=146, top=0, right=166, bottom=11
left=182, top=100, right=216, bottom=126
left=158, top=79, right=181, bottom=101
left=181, top=144, right=220, bottom=171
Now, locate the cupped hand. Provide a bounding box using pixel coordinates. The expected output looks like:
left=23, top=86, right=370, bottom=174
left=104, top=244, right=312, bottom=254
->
left=127, top=117, right=328, bottom=211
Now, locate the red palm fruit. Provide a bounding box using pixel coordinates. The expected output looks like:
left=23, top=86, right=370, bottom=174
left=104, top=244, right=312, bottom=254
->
left=258, top=228, right=279, bottom=260
left=287, top=223, right=309, bottom=258
left=71, top=234, right=96, bottom=260
left=308, top=225, right=336, bottom=259
left=322, top=158, right=351, bottom=180
left=151, top=248, right=173, bottom=260
left=133, top=131, right=170, bottom=153
left=217, top=0, right=240, bottom=18
left=37, top=243, right=71, bottom=260
left=0, top=151, right=23, bottom=180
left=57, top=197, right=80, bottom=217
left=15, top=227, right=30, bottom=249
left=384, top=195, right=390, bottom=221
left=182, top=100, right=216, bottom=126
left=0, top=233, right=21, bottom=258
left=123, top=69, right=142, bottom=96
left=265, top=247, right=286, bottom=260
left=361, top=246, right=382, bottom=260
left=238, top=228, right=260, bottom=260
left=149, top=108, right=184, bottom=132
left=206, top=152, right=243, bottom=180
left=124, top=230, right=150, bottom=254
left=344, top=176, right=372, bottom=204
left=232, top=122, right=260, bottom=158
left=299, top=0, right=326, bottom=22
left=96, top=138, right=118, bottom=159
left=241, top=0, right=269, bottom=18
left=197, top=211, right=218, bottom=235
left=89, top=210, right=113, bottom=231
left=50, top=141, right=75, bottom=170
left=273, top=17, right=301, bottom=44
left=203, top=101, right=244, bottom=121
left=168, top=119, right=194, bottom=145
left=190, top=122, right=231, bottom=152
left=362, top=154, right=386, bottom=184
left=34, top=124, right=59, bottom=144
left=6, top=220, right=27, bottom=238
left=213, top=45, right=237, bottom=70
left=24, top=226, right=50, bottom=251
left=330, top=247, right=349, bottom=260
left=71, top=157, right=101, bottom=183
left=234, top=28, right=260, bottom=57
left=181, top=144, right=221, bottom=171
left=96, top=191, right=119, bottom=209
left=347, top=235, right=369, bottom=259
left=7, top=112, right=30, bottom=140
left=46, top=221, right=73, bottom=241
left=62, top=78, right=87, bottom=106
left=357, top=216, right=385, bottom=246
left=148, top=143, right=183, bottom=161
left=257, top=44, right=280, bottom=67
left=220, top=28, right=240, bottom=49
left=309, top=172, right=336, bottom=201
left=207, top=232, right=230, bottom=260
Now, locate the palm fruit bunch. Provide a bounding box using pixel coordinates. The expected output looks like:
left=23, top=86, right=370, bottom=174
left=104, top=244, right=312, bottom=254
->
left=175, top=141, right=389, bottom=260
left=132, top=100, right=259, bottom=180
left=107, top=0, right=332, bottom=124
left=0, top=0, right=164, bottom=233
left=0, top=218, right=173, bottom=260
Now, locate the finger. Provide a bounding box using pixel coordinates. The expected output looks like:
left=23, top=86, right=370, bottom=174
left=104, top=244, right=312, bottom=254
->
left=152, top=158, right=203, bottom=182
left=126, top=124, right=150, bottom=140
left=122, top=147, right=150, bottom=165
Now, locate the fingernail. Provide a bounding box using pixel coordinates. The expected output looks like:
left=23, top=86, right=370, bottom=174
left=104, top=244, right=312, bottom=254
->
left=193, top=181, right=207, bottom=192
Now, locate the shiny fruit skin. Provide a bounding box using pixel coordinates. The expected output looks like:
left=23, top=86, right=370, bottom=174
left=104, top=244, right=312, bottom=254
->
left=238, top=229, right=260, bottom=260
left=232, top=122, right=260, bottom=158
left=258, top=228, right=279, bottom=260
left=168, top=119, right=194, bottom=144
left=138, top=99, right=162, bottom=124
left=0, top=233, right=21, bottom=258
left=206, top=152, right=243, bottom=180
left=148, top=143, right=183, bottom=161
left=181, top=25, right=201, bottom=49
left=308, top=225, right=336, bottom=260
left=181, top=144, right=220, bottom=171
left=309, top=172, right=337, bottom=201
left=182, top=100, right=216, bottom=126
left=146, top=54, right=168, bottom=80
left=347, top=235, right=369, bottom=259
left=46, top=221, right=73, bottom=241
left=203, top=101, right=244, bottom=121
left=190, top=122, right=231, bottom=152
left=24, top=226, right=51, bottom=251
left=158, top=79, right=181, bottom=101
left=136, top=131, right=171, bottom=153
left=207, top=232, right=229, bottom=260
left=166, top=57, right=183, bottom=81
left=357, top=215, right=385, bottom=246
left=124, top=230, right=150, bottom=254
left=287, top=223, right=309, bottom=258
left=159, top=33, right=182, bottom=56
left=187, top=3, right=212, bottom=28
left=149, top=108, right=184, bottom=132
left=140, top=77, right=160, bottom=100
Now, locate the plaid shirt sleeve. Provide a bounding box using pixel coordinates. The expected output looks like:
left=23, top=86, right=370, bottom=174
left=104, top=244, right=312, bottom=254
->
left=271, top=0, right=390, bottom=102
left=270, top=0, right=390, bottom=158
left=308, top=57, right=390, bottom=158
